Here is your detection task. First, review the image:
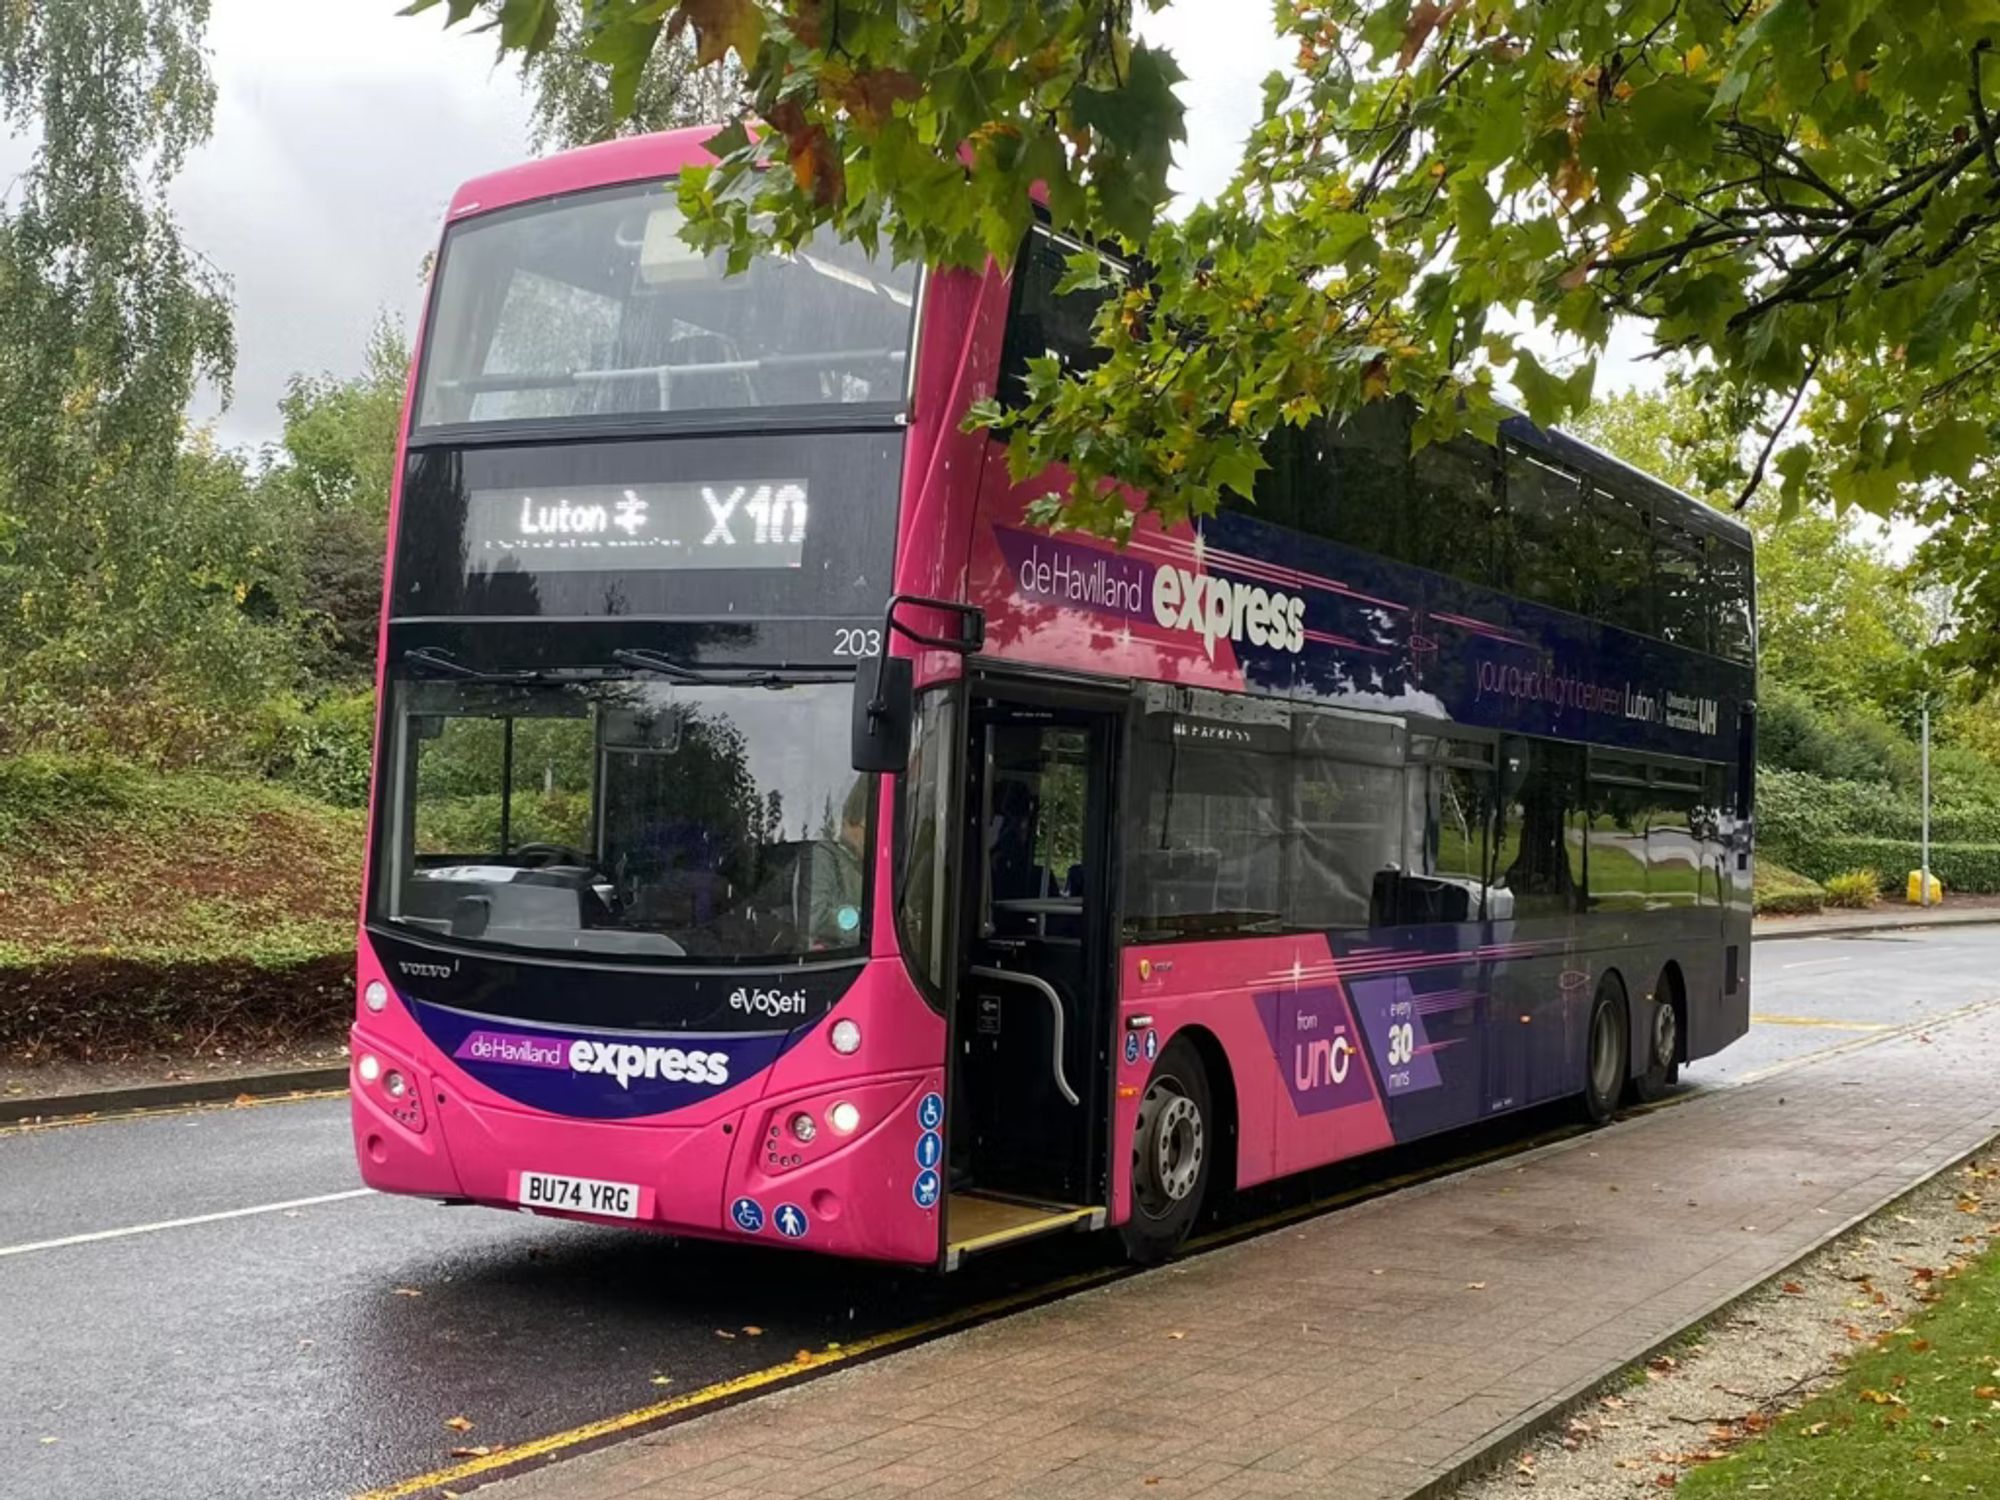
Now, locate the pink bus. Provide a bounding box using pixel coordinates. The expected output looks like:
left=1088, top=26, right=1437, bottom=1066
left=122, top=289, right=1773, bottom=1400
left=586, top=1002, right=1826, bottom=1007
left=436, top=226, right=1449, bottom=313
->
left=353, top=128, right=1755, bottom=1268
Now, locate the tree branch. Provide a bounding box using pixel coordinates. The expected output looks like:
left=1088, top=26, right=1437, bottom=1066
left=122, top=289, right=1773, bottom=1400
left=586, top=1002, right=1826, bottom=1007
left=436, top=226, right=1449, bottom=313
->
left=1734, top=348, right=1821, bottom=511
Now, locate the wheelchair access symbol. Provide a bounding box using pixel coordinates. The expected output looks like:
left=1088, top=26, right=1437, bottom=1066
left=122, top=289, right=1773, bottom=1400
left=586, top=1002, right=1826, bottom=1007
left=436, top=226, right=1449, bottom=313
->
left=917, top=1091, right=944, bottom=1131
left=913, top=1169, right=941, bottom=1209
left=729, top=1197, right=765, bottom=1234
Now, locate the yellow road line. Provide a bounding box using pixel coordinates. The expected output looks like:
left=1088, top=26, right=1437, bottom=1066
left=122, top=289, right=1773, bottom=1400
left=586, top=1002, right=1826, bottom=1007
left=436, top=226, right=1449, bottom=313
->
left=1734, top=993, right=2000, bottom=1086
left=0, top=1087, right=348, bottom=1139
left=349, top=1263, right=1125, bottom=1500
left=340, top=987, right=2000, bottom=1498
left=355, top=1116, right=1618, bottom=1500
left=1751, top=1014, right=1891, bottom=1032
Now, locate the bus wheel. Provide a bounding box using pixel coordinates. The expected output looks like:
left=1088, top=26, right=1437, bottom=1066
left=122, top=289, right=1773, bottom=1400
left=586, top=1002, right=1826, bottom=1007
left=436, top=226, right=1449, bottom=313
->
left=1581, top=979, right=1628, bottom=1126
left=1633, top=982, right=1681, bottom=1104
left=1120, top=1038, right=1212, bottom=1265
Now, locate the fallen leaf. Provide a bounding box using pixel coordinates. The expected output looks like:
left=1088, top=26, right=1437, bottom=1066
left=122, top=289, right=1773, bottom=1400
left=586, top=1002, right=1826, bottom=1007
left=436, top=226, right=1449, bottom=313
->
left=794, top=1349, right=814, bottom=1364
left=1649, top=1355, right=1679, bottom=1374
left=713, top=1329, right=737, bottom=1340
left=1975, top=1386, right=2000, bottom=1400
left=1467, top=1281, right=1488, bottom=1291
left=651, top=1375, right=673, bottom=1387
left=392, top=1287, right=423, bottom=1298
left=741, top=1326, right=763, bottom=1337
left=1781, top=1281, right=1805, bottom=1295
left=1804, top=1421, right=1830, bottom=1437
left=448, top=1446, right=496, bottom=1458
left=1911, top=1339, right=1932, bottom=1353
left=1166, top=1330, right=1187, bottom=1339
left=444, top=1415, right=474, bottom=1432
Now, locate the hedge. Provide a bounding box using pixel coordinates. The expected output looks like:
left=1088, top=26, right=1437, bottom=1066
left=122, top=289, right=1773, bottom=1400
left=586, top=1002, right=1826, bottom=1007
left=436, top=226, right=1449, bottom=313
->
left=1757, top=768, right=2000, bottom=889
left=0, top=954, right=352, bottom=1064
left=1792, top=838, right=2000, bottom=896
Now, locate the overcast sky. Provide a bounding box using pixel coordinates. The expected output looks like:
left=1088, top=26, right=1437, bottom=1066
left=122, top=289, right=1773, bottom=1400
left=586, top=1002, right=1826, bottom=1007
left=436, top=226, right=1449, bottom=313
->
left=77, top=2, right=1637, bottom=450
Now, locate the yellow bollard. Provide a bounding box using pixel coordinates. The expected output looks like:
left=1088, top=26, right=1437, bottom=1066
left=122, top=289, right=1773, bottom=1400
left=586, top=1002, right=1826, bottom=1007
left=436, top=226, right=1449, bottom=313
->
left=1906, top=870, right=1944, bottom=906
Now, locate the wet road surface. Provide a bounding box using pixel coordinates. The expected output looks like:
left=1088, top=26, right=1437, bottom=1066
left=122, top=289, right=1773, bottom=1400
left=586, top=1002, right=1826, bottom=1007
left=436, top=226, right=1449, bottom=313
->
left=4, top=926, right=1995, bottom=1499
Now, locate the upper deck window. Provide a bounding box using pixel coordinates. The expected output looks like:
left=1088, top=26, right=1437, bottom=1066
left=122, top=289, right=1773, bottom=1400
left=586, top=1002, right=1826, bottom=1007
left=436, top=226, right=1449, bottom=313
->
left=416, top=181, right=919, bottom=431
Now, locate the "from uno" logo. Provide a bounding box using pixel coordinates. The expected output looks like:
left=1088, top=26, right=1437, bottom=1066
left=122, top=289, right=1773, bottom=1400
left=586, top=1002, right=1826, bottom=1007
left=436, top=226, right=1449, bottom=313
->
left=1151, top=567, right=1307, bottom=659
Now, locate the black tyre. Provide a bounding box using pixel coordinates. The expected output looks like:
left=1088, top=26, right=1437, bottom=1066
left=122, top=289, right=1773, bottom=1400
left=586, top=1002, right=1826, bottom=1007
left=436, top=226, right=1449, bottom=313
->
left=1119, top=1037, right=1213, bottom=1265
left=1631, top=978, right=1682, bottom=1104
left=1581, top=979, right=1628, bottom=1126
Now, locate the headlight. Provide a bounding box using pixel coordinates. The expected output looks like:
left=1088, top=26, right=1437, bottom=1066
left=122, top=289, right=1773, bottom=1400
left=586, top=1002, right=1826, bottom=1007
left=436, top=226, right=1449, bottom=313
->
left=828, top=1101, right=860, bottom=1136
left=789, top=1111, right=817, bottom=1144
left=357, top=1054, right=382, bottom=1083
left=830, top=1019, right=862, bottom=1055
left=363, top=980, right=388, bottom=1013
left=384, top=1071, right=408, bottom=1099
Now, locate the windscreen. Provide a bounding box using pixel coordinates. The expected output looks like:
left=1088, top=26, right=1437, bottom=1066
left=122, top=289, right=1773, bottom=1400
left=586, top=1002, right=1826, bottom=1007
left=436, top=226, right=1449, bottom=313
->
left=415, top=180, right=919, bottom=429
left=373, top=674, right=869, bottom=964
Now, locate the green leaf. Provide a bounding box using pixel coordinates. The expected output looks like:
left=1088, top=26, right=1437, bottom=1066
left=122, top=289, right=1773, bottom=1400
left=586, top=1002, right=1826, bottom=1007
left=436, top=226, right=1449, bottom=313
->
left=1907, top=279, right=1979, bottom=369
left=1914, top=417, right=1986, bottom=487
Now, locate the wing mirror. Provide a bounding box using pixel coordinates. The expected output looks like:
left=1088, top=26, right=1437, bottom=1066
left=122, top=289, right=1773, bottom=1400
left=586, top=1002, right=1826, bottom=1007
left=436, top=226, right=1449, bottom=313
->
left=850, top=595, right=984, bottom=774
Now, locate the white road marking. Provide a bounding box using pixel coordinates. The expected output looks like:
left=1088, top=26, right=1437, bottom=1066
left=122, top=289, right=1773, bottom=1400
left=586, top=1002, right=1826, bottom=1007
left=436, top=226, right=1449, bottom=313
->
left=0, top=1188, right=373, bottom=1260
left=1780, top=956, right=1854, bottom=970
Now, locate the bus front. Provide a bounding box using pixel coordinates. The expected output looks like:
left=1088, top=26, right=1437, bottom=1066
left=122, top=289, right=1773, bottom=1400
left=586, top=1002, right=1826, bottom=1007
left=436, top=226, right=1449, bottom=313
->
left=351, top=134, right=945, bottom=1264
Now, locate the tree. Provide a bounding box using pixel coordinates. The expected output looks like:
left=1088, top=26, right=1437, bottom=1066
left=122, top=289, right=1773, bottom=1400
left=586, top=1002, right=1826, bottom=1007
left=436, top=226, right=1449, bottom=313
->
left=263, top=317, right=412, bottom=680
left=0, top=0, right=266, bottom=761
left=517, top=6, right=740, bottom=150
left=439, top=3, right=2000, bottom=645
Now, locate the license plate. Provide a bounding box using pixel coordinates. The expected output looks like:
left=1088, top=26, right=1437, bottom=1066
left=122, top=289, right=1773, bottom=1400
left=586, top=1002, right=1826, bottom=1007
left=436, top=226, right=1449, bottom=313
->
left=515, top=1171, right=642, bottom=1220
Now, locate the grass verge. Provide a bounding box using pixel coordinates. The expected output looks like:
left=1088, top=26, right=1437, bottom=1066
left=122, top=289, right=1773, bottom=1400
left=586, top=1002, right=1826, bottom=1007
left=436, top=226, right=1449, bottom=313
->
left=1679, top=1220, right=2000, bottom=1498
left=0, top=755, right=360, bottom=1062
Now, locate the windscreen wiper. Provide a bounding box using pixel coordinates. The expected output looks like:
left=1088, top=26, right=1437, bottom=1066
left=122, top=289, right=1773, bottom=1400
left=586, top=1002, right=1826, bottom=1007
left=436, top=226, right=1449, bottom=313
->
left=402, top=646, right=540, bottom=683
left=610, top=648, right=788, bottom=688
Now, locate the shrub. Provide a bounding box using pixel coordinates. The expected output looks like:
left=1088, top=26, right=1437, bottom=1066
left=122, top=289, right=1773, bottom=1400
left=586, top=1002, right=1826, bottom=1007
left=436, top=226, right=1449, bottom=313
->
left=1753, top=860, right=1825, bottom=916
left=0, top=954, right=351, bottom=1065
left=1822, top=869, right=1883, bottom=909
left=259, top=689, right=377, bottom=807
left=1804, top=838, right=2000, bottom=895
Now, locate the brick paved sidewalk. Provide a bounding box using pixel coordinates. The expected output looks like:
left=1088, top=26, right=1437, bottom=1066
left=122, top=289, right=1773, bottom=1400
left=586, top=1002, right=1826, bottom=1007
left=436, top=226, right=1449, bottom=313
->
left=479, top=999, right=2000, bottom=1500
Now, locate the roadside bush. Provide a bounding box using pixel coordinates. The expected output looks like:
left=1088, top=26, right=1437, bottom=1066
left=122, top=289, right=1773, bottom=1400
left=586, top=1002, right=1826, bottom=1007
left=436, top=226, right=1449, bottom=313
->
left=0, top=954, right=351, bottom=1065
left=1753, top=860, right=1825, bottom=916
left=1804, top=838, right=2000, bottom=895
left=259, top=689, right=377, bottom=807
left=1757, top=684, right=1916, bottom=785
left=1822, top=869, right=1883, bottom=909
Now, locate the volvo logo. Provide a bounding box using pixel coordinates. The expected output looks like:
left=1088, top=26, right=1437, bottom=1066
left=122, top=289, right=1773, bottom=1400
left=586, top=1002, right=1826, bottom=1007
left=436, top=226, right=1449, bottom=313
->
left=399, top=960, right=455, bottom=981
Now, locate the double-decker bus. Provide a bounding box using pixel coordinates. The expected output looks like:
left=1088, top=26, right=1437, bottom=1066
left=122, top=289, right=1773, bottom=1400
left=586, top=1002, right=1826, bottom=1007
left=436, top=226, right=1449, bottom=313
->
left=353, top=127, right=1754, bottom=1268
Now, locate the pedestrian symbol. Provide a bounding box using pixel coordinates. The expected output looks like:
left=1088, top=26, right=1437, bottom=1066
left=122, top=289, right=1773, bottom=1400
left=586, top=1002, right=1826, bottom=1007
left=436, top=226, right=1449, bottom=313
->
left=730, top=1197, right=765, bottom=1234
left=917, top=1091, right=944, bottom=1131
left=916, top=1130, right=943, bottom=1170
left=1145, top=1029, right=1158, bottom=1061
left=774, top=1203, right=809, bottom=1239
left=913, top=1169, right=941, bottom=1209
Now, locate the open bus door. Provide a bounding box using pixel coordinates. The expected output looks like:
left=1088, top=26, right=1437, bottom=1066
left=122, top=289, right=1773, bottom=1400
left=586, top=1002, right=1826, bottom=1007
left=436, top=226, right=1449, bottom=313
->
left=941, top=678, right=1124, bottom=1269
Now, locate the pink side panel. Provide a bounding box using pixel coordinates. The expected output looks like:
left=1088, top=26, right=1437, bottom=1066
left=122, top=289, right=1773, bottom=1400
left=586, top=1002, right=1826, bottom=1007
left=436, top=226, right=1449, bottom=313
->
left=966, top=452, right=1248, bottom=691
left=1113, top=935, right=1397, bottom=1221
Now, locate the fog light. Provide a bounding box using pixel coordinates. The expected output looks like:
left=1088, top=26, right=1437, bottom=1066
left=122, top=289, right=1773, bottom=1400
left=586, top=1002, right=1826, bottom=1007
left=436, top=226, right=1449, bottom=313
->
left=830, top=1019, right=862, bottom=1055
left=789, top=1111, right=817, bottom=1144
left=358, top=1054, right=381, bottom=1083
left=383, top=1070, right=408, bottom=1098
left=363, top=980, right=388, bottom=1013
left=828, top=1100, right=860, bottom=1136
